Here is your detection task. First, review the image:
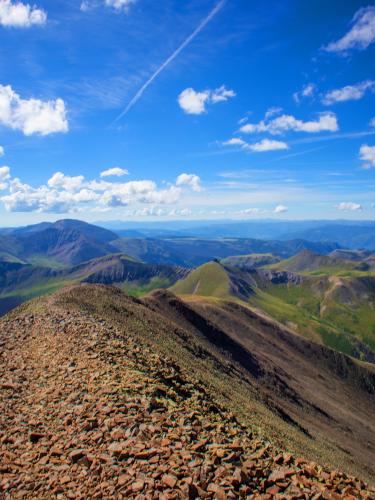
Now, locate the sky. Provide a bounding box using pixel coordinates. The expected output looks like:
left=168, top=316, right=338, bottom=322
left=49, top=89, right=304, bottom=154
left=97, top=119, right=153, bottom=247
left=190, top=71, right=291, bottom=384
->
left=0, top=0, right=375, bottom=225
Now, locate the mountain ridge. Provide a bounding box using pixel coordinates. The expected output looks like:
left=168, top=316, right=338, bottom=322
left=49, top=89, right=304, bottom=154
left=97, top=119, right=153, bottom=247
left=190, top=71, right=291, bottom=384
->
left=1, top=284, right=374, bottom=498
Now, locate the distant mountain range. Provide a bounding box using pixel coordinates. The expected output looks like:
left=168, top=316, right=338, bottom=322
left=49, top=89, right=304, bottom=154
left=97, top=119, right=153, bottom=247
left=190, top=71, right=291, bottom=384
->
left=0, top=218, right=340, bottom=267
left=97, top=219, right=375, bottom=250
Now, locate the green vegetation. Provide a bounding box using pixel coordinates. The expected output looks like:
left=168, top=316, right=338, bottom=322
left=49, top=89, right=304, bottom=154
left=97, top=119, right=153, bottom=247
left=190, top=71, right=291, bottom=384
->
left=171, top=262, right=231, bottom=298
left=171, top=255, right=375, bottom=362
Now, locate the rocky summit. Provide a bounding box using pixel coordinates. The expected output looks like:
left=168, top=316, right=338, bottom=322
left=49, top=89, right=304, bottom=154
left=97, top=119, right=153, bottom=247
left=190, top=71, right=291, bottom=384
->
left=0, top=284, right=374, bottom=499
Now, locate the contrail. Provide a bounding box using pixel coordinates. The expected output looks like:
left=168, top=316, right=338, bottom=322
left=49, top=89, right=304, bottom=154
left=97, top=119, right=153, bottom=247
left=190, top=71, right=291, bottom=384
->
left=112, top=0, right=226, bottom=124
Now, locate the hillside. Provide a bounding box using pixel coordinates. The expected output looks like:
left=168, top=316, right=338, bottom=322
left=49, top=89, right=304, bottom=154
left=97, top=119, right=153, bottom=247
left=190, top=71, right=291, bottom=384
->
left=0, top=254, right=188, bottom=316
left=171, top=259, right=375, bottom=362
left=268, top=249, right=367, bottom=275
left=0, top=284, right=374, bottom=498
left=0, top=219, right=119, bottom=266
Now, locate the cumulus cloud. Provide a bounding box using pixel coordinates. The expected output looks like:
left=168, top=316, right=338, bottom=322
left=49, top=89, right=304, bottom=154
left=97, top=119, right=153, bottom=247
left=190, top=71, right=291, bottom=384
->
left=0, top=168, right=201, bottom=213
left=359, top=144, right=375, bottom=168
left=325, top=6, right=375, bottom=53
left=176, top=173, right=202, bottom=192
left=274, top=204, right=288, bottom=214
left=293, top=83, right=315, bottom=104
left=323, top=80, right=375, bottom=105
left=239, top=111, right=338, bottom=135
left=336, top=202, right=362, bottom=211
left=0, top=145, right=4, bottom=156
left=246, top=139, right=289, bottom=152
left=178, top=88, right=209, bottom=115
left=104, top=0, right=136, bottom=10
left=178, top=85, right=235, bottom=115
left=0, top=0, right=46, bottom=27
left=100, top=167, right=129, bottom=178
left=0, top=84, right=68, bottom=136
left=47, top=172, right=85, bottom=191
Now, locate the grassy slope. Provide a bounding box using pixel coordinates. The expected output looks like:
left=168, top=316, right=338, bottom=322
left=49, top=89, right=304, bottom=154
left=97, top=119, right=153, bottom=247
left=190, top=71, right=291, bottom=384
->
left=170, top=259, right=375, bottom=361
left=171, top=261, right=231, bottom=298
left=0, top=254, right=182, bottom=314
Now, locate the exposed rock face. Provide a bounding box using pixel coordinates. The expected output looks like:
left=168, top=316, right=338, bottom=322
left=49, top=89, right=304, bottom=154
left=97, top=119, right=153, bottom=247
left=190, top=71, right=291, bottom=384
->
left=258, top=269, right=304, bottom=285
left=0, top=285, right=374, bottom=498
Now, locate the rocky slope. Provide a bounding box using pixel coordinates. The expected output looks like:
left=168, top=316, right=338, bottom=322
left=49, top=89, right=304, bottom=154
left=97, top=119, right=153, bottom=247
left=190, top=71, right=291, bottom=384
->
left=1, top=284, right=374, bottom=498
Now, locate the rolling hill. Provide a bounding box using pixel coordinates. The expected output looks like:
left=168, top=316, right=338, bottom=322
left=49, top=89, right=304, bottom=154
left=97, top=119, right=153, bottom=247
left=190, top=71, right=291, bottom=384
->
left=171, top=253, right=375, bottom=363
left=1, top=284, right=374, bottom=498
left=0, top=254, right=189, bottom=316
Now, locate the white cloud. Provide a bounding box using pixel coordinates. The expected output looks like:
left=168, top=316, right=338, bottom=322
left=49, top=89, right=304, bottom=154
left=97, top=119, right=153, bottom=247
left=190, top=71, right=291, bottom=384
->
left=48, top=172, right=85, bottom=191
left=274, top=204, right=288, bottom=214
left=178, top=88, right=210, bottom=115
left=323, top=80, right=375, bottom=105
left=0, top=84, right=68, bottom=136
left=0, top=145, right=4, bottom=156
left=178, top=85, right=235, bottom=115
left=222, top=137, right=288, bottom=153
left=100, top=167, right=129, bottom=178
left=370, top=117, right=375, bottom=127
left=0, top=170, right=201, bottom=213
left=176, top=173, right=202, bottom=192
left=210, top=85, right=236, bottom=103
left=0, top=165, right=10, bottom=183
left=239, top=111, right=338, bottom=135
left=222, top=138, right=246, bottom=147
left=104, top=0, right=136, bottom=11
left=359, top=144, right=375, bottom=168
left=0, top=0, right=46, bottom=27
left=265, top=107, right=283, bottom=119
left=293, top=83, right=315, bottom=104
left=336, top=202, right=362, bottom=211
left=325, top=6, right=375, bottom=52
left=246, top=139, right=289, bottom=152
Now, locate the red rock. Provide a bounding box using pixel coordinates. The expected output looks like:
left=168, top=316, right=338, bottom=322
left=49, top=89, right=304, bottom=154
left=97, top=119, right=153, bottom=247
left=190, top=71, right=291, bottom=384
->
left=268, top=467, right=295, bottom=483
left=69, top=449, right=85, bottom=463
left=162, top=474, right=178, bottom=488
left=118, top=474, right=128, bottom=486
left=267, top=485, right=281, bottom=495
left=108, top=443, right=123, bottom=456
left=131, top=480, right=144, bottom=492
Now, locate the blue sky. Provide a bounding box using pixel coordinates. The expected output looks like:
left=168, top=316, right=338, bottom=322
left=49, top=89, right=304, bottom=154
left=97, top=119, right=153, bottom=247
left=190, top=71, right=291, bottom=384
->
left=0, top=0, right=374, bottom=225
